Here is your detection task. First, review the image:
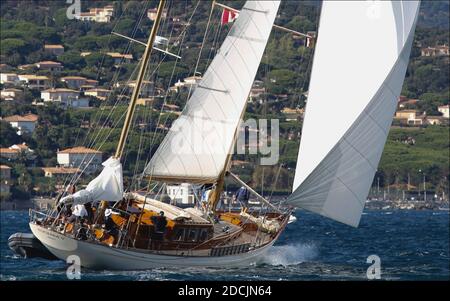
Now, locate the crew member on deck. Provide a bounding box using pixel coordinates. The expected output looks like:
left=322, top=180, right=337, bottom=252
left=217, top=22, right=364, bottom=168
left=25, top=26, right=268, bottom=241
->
left=235, top=186, right=250, bottom=207
left=151, top=211, right=168, bottom=245
left=67, top=204, right=88, bottom=223
left=200, top=185, right=213, bottom=210
left=103, top=209, right=118, bottom=237
left=84, top=202, right=94, bottom=223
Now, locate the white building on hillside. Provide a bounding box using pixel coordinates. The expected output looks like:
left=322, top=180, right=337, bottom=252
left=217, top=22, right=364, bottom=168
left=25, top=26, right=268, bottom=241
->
left=166, top=183, right=195, bottom=207
left=0, top=73, right=19, bottom=85
left=18, top=75, right=50, bottom=90
left=57, top=146, right=103, bottom=174
left=1, top=88, right=23, bottom=101
left=35, top=61, right=63, bottom=71
left=41, top=88, right=89, bottom=108
left=84, top=88, right=110, bottom=101
left=75, top=5, right=114, bottom=23
left=438, top=104, right=449, bottom=119
left=44, top=45, right=65, bottom=56
left=3, top=113, right=38, bottom=135
left=61, top=76, right=98, bottom=90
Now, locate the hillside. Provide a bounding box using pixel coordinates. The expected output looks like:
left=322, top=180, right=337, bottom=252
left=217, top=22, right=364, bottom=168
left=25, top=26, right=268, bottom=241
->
left=0, top=1, right=448, bottom=201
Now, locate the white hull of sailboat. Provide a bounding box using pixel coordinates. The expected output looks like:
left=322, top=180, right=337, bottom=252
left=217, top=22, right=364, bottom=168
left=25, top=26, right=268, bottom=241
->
left=30, top=223, right=276, bottom=270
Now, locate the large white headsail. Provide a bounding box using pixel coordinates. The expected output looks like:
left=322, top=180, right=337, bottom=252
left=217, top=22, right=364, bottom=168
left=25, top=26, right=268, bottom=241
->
left=287, top=1, right=420, bottom=227
left=145, top=1, right=280, bottom=183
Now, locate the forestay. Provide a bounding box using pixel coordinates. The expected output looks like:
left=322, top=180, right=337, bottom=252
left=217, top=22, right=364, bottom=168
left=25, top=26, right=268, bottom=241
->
left=287, top=1, right=420, bottom=227
left=144, top=1, right=281, bottom=183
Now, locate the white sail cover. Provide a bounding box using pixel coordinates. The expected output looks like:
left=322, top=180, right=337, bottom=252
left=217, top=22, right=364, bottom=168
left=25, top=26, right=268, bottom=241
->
left=144, top=1, right=280, bottom=182
left=60, top=157, right=123, bottom=205
left=287, top=1, right=420, bottom=227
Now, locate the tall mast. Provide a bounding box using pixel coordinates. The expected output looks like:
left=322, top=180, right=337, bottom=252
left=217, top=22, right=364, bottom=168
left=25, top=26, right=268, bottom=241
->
left=208, top=99, right=249, bottom=211
left=115, top=0, right=166, bottom=159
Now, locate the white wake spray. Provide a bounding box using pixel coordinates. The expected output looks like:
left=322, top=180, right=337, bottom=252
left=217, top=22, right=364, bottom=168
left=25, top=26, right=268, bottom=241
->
left=261, top=243, right=317, bottom=266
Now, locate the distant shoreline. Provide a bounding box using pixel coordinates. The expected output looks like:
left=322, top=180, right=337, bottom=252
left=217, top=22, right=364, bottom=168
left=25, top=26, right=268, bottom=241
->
left=1, top=206, right=448, bottom=212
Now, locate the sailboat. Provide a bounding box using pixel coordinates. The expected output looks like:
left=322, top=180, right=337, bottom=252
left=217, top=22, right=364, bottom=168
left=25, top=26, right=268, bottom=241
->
left=26, top=0, right=420, bottom=270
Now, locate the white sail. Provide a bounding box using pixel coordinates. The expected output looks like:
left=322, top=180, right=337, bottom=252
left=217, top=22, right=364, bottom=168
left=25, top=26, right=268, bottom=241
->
left=287, top=1, right=420, bottom=227
left=60, top=157, right=123, bottom=205
left=144, top=1, right=280, bottom=183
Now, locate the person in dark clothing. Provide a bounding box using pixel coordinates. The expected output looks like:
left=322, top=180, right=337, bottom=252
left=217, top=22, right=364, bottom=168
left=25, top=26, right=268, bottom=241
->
left=151, top=211, right=167, bottom=241
left=235, top=186, right=250, bottom=206
left=56, top=185, right=76, bottom=217
left=68, top=185, right=76, bottom=194
left=103, top=209, right=118, bottom=237
left=62, top=204, right=72, bottom=218
left=84, top=202, right=94, bottom=223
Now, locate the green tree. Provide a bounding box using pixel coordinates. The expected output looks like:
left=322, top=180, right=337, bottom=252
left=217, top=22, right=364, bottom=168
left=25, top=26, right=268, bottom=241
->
left=59, top=51, right=86, bottom=70
left=267, top=69, right=297, bottom=94
left=0, top=38, right=28, bottom=55
left=73, top=36, right=99, bottom=51
left=0, top=121, right=20, bottom=147
left=85, top=52, right=114, bottom=68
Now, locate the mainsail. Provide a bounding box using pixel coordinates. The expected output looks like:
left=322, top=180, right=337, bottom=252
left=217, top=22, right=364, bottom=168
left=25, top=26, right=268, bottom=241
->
left=144, top=1, right=281, bottom=183
left=287, top=1, right=420, bottom=227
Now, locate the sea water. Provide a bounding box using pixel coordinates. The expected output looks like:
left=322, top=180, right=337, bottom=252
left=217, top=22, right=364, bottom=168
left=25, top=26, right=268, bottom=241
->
left=1, top=210, right=448, bottom=280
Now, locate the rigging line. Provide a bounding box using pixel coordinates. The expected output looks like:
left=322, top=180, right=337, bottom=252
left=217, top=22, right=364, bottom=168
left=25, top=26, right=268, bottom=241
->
left=72, top=0, right=166, bottom=183
left=139, top=0, right=200, bottom=155
left=188, top=0, right=215, bottom=100
left=147, top=1, right=268, bottom=175
left=73, top=42, right=138, bottom=164
left=142, top=1, right=175, bottom=121
left=294, top=6, right=317, bottom=91
left=283, top=3, right=310, bottom=102
left=205, top=10, right=223, bottom=68
left=66, top=57, right=143, bottom=186
left=69, top=108, right=129, bottom=186
left=149, top=0, right=212, bottom=124
left=141, top=30, right=188, bottom=174
left=261, top=167, right=265, bottom=196
left=58, top=109, right=87, bottom=191
left=296, top=2, right=321, bottom=107
left=120, top=47, right=170, bottom=166
left=141, top=1, right=203, bottom=179
left=82, top=0, right=150, bottom=134
left=146, top=31, right=185, bottom=145
left=269, top=164, right=283, bottom=201
left=127, top=42, right=164, bottom=188
left=187, top=14, right=267, bottom=180
left=62, top=63, right=142, bottom=189
left=263, top=31, right=285, bottom=201
left=57, top=55, right=134, bottom=186
left=130, top=90, right=151, bottom=190
left=277, top=4, right=321, bottom=197
left=131, top=1, right=176, bottom=189
left=128, top=65, right=161, bottom=189
left=79, top=1, right=143, bottom=148
left=72, top=110, right=86, bottom=147
left=170, top=0, right=202, bottom=46
left=91, top=1, right=130, bottom=84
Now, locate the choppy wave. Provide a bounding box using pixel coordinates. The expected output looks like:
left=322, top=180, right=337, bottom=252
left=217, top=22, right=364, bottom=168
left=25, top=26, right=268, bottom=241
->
left=262, top=243, right=317, bottom=266
left=0, top=274, right=17, bottom=281
left=1, top=210, right=449, bottom=280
